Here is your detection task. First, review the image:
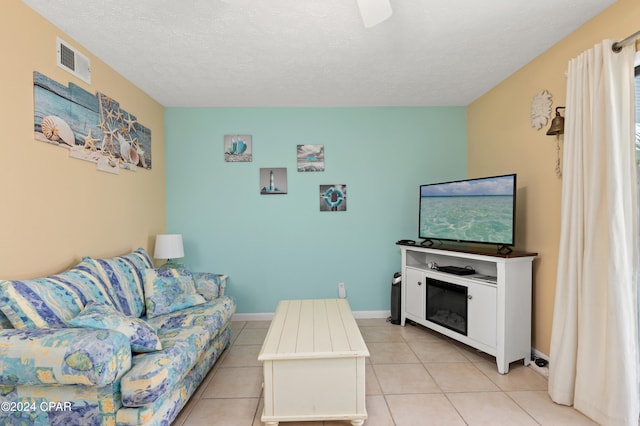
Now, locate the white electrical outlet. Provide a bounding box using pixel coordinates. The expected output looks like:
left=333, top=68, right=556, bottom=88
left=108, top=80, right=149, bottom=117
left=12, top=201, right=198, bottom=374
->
left=338, top=282, right=346, bottom=298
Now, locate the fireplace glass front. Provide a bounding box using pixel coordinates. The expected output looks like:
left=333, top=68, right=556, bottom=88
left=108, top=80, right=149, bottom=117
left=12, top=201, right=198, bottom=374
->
left=425, top=277, right=467, bottom=335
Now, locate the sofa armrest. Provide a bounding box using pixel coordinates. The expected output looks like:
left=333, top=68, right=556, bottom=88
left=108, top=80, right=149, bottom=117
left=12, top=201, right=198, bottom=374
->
left=0, top=328, right=131, bottom=387
left=192, top=272, right=227, bottom=299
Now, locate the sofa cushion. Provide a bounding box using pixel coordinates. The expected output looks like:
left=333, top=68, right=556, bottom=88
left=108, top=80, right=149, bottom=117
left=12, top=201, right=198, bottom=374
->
left=68, top=302, right=162, bottom=353
left=145, top=296, right=236, bottom=337
left=0, top=259, right=115, bottom=329
left=120, top=325, right=211, bottom=406
left=0, top=328, right=131, bottom=386
left=1, top=381, right=121, bottom=426
left=143, top=268, right=206, bottom=319
left=85, top=248, right=152, bottom=318
left=116, top=327, right=233, bottom=426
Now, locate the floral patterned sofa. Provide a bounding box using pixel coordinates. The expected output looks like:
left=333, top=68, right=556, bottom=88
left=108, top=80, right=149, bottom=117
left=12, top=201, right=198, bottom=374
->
left=0, top=248, right=236, bottom=425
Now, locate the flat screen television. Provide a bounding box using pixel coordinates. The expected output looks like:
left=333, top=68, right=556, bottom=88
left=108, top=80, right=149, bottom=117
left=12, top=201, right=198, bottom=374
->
left=419, top=174, right=516, bottom=249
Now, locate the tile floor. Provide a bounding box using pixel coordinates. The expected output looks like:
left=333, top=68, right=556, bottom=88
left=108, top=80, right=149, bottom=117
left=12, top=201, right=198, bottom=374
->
left=173, top=318, right=596, bottom=425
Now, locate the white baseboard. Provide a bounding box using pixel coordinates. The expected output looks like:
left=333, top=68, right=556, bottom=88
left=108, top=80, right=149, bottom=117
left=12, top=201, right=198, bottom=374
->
left=532, top=348, right=549, bottom=361
left=233, top=310, right=391, bottom=322
left=353, top=310, right=390, bottom=319
left=232, top=313, right=274, bottom=322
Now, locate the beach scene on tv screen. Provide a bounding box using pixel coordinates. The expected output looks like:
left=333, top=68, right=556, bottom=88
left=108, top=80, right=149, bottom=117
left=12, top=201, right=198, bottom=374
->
left=420, top=175, right=514, bottom=244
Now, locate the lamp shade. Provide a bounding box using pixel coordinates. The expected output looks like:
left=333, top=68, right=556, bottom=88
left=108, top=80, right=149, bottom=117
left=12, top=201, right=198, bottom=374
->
left=154, top=234, right=184, bottom=259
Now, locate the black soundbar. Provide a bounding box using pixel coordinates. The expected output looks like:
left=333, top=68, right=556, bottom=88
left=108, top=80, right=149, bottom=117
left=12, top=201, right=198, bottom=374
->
left=437, top=265, right=475, bottom=275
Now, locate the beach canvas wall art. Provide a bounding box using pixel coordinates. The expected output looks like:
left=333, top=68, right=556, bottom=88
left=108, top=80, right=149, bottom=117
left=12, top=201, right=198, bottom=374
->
left=33, top=71, right=152, bottom=174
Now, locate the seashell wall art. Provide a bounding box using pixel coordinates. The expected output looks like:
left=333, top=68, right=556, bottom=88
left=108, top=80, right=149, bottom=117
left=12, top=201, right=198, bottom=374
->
left=41, top=115, right=75, bottom=146
left=33, top=71, right=152, bottom=175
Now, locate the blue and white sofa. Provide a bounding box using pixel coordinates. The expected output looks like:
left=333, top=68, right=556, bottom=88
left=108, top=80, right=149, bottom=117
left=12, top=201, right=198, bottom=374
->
left=0, top=248, right=236, bottom=425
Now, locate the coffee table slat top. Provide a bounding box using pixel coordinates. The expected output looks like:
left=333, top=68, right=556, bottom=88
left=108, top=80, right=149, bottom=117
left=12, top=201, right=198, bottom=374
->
left=258, top=299, right=369, bottom=361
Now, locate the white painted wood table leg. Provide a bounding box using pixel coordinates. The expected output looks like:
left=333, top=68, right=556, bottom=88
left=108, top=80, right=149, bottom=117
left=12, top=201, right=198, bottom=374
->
left=350, top=419, right=365, bottom=426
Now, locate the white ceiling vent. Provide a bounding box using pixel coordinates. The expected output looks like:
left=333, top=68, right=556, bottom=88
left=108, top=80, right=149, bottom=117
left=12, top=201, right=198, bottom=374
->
left=56, top=37, right=91, bottom=84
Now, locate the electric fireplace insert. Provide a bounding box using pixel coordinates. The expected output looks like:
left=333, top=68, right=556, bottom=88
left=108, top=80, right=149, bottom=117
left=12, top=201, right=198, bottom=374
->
left=425, top=277, right=468, bottom=335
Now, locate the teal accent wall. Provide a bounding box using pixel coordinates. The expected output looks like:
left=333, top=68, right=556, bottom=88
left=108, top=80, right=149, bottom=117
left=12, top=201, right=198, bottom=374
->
left=165, top=107, right=466, bottom=314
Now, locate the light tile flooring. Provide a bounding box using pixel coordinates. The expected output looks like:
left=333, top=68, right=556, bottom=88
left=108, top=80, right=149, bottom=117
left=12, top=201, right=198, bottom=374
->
left=173, top=318, right=596, bottom=426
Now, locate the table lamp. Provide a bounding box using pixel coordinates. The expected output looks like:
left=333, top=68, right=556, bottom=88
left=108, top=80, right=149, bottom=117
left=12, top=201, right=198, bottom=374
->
left=154, top=234, right=185, bottom=268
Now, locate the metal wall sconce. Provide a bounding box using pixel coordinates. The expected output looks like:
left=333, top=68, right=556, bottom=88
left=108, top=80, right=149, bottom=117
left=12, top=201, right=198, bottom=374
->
left=546, top=107, right=565, bottom=135
left=546, top=106, right=565, bottom=177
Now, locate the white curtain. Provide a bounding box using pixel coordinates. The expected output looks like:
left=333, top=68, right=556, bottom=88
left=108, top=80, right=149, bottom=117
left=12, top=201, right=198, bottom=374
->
left=548, top=40, right=639, bottom=425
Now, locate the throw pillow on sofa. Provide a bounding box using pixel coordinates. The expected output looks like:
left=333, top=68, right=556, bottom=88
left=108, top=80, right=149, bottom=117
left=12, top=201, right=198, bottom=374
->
left=192, top=272, right=222, bottom=300
left=84, top=248, right=153, bottom=318
left=143, top=268, right=206, bottom=319
left=0, top=258, right=115, bottom=329
left=68, top=302, right=162, bottom=353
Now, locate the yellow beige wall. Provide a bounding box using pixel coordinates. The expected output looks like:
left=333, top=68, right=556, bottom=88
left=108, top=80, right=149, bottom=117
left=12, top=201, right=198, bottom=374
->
left=467, top=0, right=640, bottom=355
left=0, top=0, right=166, bottom=279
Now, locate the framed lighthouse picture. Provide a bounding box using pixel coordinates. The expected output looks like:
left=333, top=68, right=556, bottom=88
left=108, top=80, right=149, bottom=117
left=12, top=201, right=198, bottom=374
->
left=260, top=168, right=288, bottom=195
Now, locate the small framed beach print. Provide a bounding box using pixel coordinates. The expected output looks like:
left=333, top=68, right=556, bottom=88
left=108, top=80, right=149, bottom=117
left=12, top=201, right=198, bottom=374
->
left=260, top=168, right=287, bottom=194
left=320, top=184, right=347, bottom=211
left=224, top=135, right=252, bottom=162
left=297, top=144, right=325, bottom=172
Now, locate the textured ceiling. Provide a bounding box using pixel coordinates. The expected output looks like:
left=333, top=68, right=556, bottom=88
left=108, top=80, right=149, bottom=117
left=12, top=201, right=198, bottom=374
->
left=22, top=0, right=616, bottom=107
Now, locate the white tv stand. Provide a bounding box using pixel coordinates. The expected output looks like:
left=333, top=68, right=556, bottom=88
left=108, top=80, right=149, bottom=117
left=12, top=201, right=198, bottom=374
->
left=398, top=243, right=537, bottom=374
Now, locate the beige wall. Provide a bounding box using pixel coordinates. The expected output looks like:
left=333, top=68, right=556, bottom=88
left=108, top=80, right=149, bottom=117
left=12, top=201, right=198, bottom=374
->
left=467, top=0, right=640, bottom=355
left=0, top=1, right=166, bottom=279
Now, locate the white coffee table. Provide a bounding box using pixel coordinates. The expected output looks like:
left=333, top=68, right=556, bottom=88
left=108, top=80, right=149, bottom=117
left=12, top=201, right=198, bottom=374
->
left=258, top=299, right=369, bottom=426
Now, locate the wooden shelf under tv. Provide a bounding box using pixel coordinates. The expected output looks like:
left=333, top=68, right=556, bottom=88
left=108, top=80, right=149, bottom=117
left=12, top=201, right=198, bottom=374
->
left=399, top=241, right=537, bottom=258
